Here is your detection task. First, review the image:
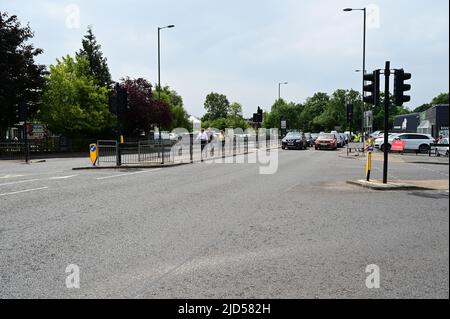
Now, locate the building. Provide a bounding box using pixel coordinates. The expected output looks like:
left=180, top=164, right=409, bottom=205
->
left=417, top=104, right=449, bottom=138
left=393, top=113, right=421, bottom=133
left=393, top=104, right=449, bottom=138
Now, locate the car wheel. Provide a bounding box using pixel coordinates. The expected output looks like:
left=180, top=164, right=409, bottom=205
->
left=282, top=146, right=285, bottom=150
left=419, top=144, right=430, bottom=154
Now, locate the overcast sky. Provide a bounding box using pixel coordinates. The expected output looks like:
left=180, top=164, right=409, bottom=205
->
left=1, top=0, right=449, bottom=117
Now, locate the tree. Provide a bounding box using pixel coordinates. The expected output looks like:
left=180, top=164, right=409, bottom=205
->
left=202, top=92, right=230, bottom=121
left=263, top=99, right=304, bottom=130
left=431, top=92, right=449, bottom=105
left=120, top=78, right=173, bottom=137
left=230, top=102, right=243, bottom=118
left=0, top=12, right=46, bottom=136
left=153, top=86, right=191, bottom=131
left=76, top=26, right=112, bottom=88
left=413, top=93, right=448, bottom=113
left=40, top=55, right=114, bottom=138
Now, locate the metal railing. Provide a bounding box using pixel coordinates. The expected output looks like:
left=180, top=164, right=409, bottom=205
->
left=96, top=136, right=282, bottom=167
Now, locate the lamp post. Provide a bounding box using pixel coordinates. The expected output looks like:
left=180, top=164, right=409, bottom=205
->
left=278, top=82, right=288, bottom=101
left=157, top=24, right=175, bottom=164
left=343, top=7, right=367, bottom=144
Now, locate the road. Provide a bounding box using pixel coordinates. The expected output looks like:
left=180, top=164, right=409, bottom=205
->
left=0, top=149, right=448, bottom=299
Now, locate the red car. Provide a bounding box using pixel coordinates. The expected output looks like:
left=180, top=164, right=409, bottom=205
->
left=315, top=133, right=338, bottom=150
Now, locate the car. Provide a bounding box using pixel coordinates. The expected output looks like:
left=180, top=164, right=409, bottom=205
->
left=370, top=131, right=383, bottom=138
left=340, top=133, right=348, bottom=145
left=331, top=131, right=345, bottom=148
left=315, top=133, right=338, bottom=150
left=304, top=133, right=315, bottom=147
left=375, top=133, right=434, bottom=153
left=282, top=132, right=308, bottom=150
left=311, top=133, right=320, bottom=143
left=436, top=138, right=449, bottom=157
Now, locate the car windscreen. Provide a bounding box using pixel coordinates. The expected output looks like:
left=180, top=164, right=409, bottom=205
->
left=285, top=133, right=301, bottom=139
left=318, top=134, right=335, bottom=139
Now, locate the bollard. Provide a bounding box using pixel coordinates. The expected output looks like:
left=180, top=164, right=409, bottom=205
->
left=366, top=151, right=372, bottom=182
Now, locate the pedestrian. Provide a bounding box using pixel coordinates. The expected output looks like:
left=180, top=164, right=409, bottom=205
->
left=219, top=130, right=226, bottom=156
left=196, top=129, right=209, bottom=155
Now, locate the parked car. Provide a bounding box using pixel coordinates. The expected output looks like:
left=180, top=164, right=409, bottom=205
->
left=304, top=133, right=315, bottom=147
left=315, top=133, right=338, bottom=150
left=311, top=133, right=320, bottom=143
left=331, top=131, right=345, bottom=148
left=282, top=132, right=308, bottom=150
left=370, top=131, right=383, bottom=138
left=436, top=138, right=449, bottom=157
left=375, top=133, right=434, bottom=153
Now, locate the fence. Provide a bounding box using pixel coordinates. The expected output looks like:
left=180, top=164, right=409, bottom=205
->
left=0, top=137, right=97, bottom=161
left=97, top=136, right=281, bottom=166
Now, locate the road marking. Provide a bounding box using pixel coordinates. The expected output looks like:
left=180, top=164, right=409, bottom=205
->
left=0, top=187, right=49, bottom=197
left=96, top=169, right=161, bottom=180
left=0, top=179, right=40, bottom=187
left=0, top=175, right=25, bottom=179
left=49, top=175, right=78, bottom=180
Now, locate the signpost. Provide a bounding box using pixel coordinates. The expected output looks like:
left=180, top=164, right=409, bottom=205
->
left=90, top=144, right=98, bottom=166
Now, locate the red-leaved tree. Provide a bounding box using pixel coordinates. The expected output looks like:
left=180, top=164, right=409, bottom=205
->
left=119, top=77, right=173, bottom=137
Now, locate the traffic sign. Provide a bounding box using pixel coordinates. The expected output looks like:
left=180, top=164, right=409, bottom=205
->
left=90, top=144, right=98, bottom=166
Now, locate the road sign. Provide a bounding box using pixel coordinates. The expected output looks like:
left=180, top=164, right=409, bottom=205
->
left=391, top=139, right=406, bottom=152
left=90, top=144, right=98, bottom=166
left=281, top=121, right=287, bottom=129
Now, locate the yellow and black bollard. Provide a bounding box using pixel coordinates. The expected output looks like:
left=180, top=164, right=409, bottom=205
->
left=366, top=151, right=372, bottom=182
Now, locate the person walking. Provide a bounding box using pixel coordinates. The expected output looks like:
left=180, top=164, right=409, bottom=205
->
left=196, top=129, right=209, bottom=160
left=219, top=130, right=226, bottom=157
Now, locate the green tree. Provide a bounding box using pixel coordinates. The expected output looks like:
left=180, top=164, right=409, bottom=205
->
left=299, top=93, right=329, bottom=132
left=153, top=86, right=191, bottom=131
left=431, top=93, right=449, bottom=105
left=0, top=12, right=46, bottom=135
left=202, top=92, right=230, bottom=121
left=413, top=93, right=448, bottom=113
left=40, top=55, right=115, bottom=138
left=76, top=26, right=112, bottom=88
left=263, top=99, right=303, bottom=130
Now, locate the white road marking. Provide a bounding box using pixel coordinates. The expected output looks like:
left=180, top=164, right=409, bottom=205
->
left=49, top=175, right=78, bottom=180
left=96, top=169, right=161, bottom=180
left=0, top=187, right=49, bottom=197
left=0, top=179, right=40, bottom=187
left=0, top=175, right=25, bottom=179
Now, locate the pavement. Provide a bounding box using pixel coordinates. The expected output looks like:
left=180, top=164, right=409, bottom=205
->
left=0, top=149, right=448, bottom=299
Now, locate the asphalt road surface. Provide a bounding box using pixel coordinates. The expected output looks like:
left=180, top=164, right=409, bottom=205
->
left=0, top=149, right=448, bottom=299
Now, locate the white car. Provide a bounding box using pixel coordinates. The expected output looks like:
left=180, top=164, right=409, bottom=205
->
left=375, top=133, right=434, bottom=153
left=436, top=138, right=449, bottom=157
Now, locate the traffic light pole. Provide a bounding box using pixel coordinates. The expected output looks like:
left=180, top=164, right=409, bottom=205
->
left=383, top=61, right=390, bottom=184
left=23, top=110, right=30, bottom=164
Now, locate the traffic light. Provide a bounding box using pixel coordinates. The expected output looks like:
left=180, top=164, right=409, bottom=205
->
left=394, top=69, right=411, bottom=106
left=15, top=102, right=27, bottom=122
left=257, top=107, right=263, bottom=123
left=346, top=103, right=354, bottom=124
left=117, top=87, right=129, bottom=113
left=109, top=84, right=129, bottom=115
left=363, top=70, right=380, bottom=106
left=253, top=107, right=263, bottom=123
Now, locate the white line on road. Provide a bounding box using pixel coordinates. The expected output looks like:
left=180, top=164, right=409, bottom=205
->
left=49, top=175, right=78, bottom=180
left=0, top=175, right=25, bottom=179
left=0, top=179, right=40, bottom=187
left=0, top=187, right=49, bottom=197
left=96, top=169, right=161, bottom=180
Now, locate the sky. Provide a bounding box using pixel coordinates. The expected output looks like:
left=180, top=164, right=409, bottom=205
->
left=1, top=0, right=449, bottom=118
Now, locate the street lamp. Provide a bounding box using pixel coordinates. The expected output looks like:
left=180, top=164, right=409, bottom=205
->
left=278, top=82, right=288, bottom=101
left=157, top=24, right=175, bottom=164
left=343, top=7, right=367, bottom=142
left=158, top=24, right=175, bottom=100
